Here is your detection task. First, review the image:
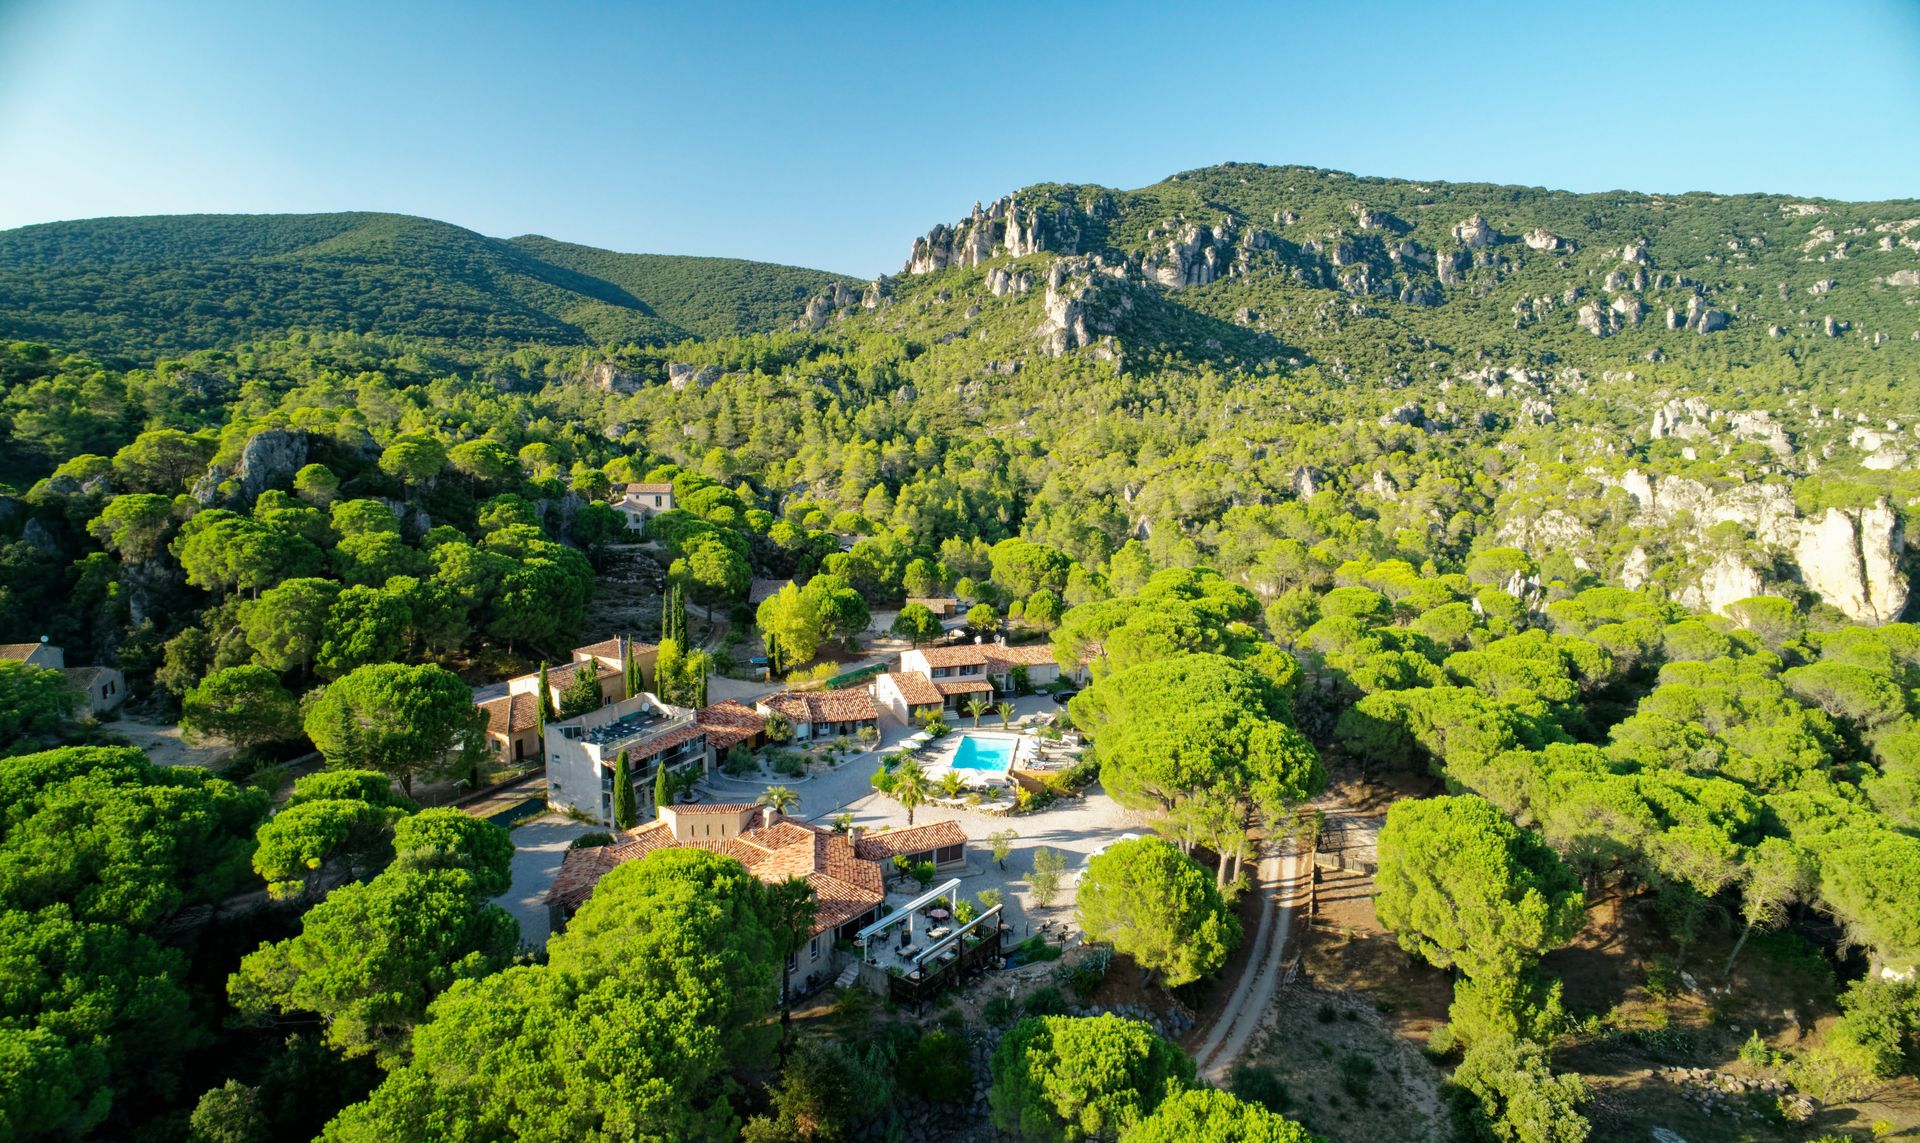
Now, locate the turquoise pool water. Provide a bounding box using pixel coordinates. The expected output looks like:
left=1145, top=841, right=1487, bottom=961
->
left=952, top=733, right=1017, bottom=773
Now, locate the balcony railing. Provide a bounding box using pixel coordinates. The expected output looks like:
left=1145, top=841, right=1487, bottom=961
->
left=582, top=710, right=695, bottom=761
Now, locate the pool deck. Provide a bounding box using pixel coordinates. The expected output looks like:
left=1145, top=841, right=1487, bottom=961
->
left=919, top=728, right=1031, bottom=788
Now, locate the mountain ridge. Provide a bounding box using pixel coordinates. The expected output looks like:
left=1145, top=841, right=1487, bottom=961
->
left=0, top=210, right=856, bottom=360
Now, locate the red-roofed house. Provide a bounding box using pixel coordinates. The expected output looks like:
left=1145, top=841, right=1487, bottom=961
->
left=476, top=691, right=542, bottom=763
left=756, top=688, right=879, bottom=741
left=873, top=670, right=944, bottom=725
left=544, top=693, right=711, bottom=824
left=900, top=639, right=1075, bottom=697
left=546, top=803, right=960, bottom=991
left=696, top=700, right=768, bottom=753
left=615, top=482, right=675, bottom=529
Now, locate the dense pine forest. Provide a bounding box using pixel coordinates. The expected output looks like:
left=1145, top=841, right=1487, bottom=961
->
left=4, top=162, right=1920, bottom=1141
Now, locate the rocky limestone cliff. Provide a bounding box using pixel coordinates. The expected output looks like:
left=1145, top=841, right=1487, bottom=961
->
left=904, top=194, right=1106, bottom=275
left=1040, top=257, right=1131, bottom=357
left=1794, top=501, right=1908, bottom=624
left=586, top=361, right=644, bottom=394
left=1503, top=468, right=1910, bottom=623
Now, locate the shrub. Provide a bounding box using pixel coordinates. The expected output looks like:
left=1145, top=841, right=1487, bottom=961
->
left=1338, top=1052, right=1376, bottom=1100
left=1022, top=986, right=1071, bottom=1017
left=899, top=1030, right=972, bottom=1103
left=983, top=996, right=1019, bottom=1026
left=1062, top=946, right=1112, bottom=1001
left=1009, top=935, right=1064, bottom=965
left=569, top=832, right=614, bottom=849
left=1227, top=1064, right=1291, bottom=1113
left=723, top=743, right=756, bottom=776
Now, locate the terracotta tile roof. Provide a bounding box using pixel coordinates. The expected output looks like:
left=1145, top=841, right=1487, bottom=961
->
left=883, top=671, right=943, bottom=706
left=934, top=678, right=993, bottom=696
left=622, top=723, right=706, bottom=760
left=573, top=636, right=656, bottom=664
left=912, top=645, right=992, bottom=668
left=547, top=844, right=621, bottom=912
left=986, top=643, right=1059, bottom=669
left=696, top=700, right=766, bottom=750
left=855, top=820, right=968, bottom=862
left=738, top=820, right=817, bottom=851
left=547, top=812, right=899, bottom=937
left=905, top=597, right=958, bottom=614
left=760, top=689, right=878, bottom=725
left=625, top=482, right=674, bottom=495
left=0, top=643, right=56, bottom=661
left=805, top=872, right=883, bottom=932
left=477, top=692, right=541, bottom=737
left=670, top=802, right=760, bottom=815
left=62, top=665, right=111, bottom=687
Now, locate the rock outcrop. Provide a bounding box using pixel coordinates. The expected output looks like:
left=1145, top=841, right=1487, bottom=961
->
left=801, top=282, right=861, bottom=331
left=985, top=267, right=1033, bottom=297
left=191, top=429, right=308, bottom=508
left=904, top=194, right=1101, bottom=275
left=1039, top=258, right=1130, bottom=357
left=1523, top=228, right=1570, bottom=252
left=666, top=363, right=722, bottom=391
left=1452, top=214, right=1502, bottom=248
left=1506, top=467, right=1909, bottom=624
left=1680, top=552, right=1766, bottom=616
left=587, top=362, right=644, bottom=394
left=1141, top=221, right=1235, bottom=288
left=1794, top=502, right=1908, bottom=624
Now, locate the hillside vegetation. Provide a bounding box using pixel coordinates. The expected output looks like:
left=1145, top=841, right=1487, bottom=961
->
left=0, top=212, right=854, bottom=359
left=4, top=162, right=1920, bottom=1141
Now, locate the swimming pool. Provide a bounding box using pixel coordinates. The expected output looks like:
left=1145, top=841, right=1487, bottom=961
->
left=951, top=732, right=1017, bottom=773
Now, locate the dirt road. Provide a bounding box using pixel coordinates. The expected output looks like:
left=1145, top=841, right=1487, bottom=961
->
left=1192, top=846, right=1308, bottom=1081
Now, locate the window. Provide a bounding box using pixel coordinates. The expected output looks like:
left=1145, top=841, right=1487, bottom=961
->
left=936, top=844, right=962, bottom=864
left=786, top=950, right=797, bottom=972
left=809, top=935, right=819, bottom=960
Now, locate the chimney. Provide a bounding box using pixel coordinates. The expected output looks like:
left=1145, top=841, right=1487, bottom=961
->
left=847, top=825, right=862, bottom=850
left=763, top=805, right=775, bottom=830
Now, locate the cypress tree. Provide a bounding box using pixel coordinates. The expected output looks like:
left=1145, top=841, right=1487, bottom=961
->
left=535, top=661, right=551, bottom=743
left=612, top=749, right=637, bottom=829
left=623, top=636, right=640, bottom=698
left=652, top=756, right=671, bottom=816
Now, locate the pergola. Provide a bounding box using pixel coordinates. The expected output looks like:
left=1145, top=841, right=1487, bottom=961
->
left=854, top=878, right=962, bottom=962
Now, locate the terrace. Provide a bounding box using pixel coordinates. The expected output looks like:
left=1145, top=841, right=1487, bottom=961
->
left=562, top=706, right=695, bottom=760
left=852, top=879, right=1008, bottom=1006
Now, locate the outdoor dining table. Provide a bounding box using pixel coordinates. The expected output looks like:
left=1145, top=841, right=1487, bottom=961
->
left=927, top=926, right=951, bottom=939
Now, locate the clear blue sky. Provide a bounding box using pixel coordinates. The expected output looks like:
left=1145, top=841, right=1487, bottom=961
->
left=2, top=0, right=1917, bottom=277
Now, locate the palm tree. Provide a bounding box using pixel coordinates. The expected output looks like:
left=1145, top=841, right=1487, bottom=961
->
left=764, top=876, right=817, bottom=1056
left=761, top=785, right=800, bottom=817
left=890, top=761, right=930, bottom=826
left=995, top=700, right=1016, bottom=729
left=965, top=697, right=990, bottom=728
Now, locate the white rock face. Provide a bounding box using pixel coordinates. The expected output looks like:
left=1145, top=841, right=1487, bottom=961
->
left=1452, top=214, right=1499, bottom=248
left=1523, top=228, right=1568, bottom=251
left=1621, top=546, right=1651, bottom=590
left=1504, top=469, right=1909, bottom=625
left=1794, top=502, right=1909, bottom=623
left=1681, top=552, right=1766, bottom=615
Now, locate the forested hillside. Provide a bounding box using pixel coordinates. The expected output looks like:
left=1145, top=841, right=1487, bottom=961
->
left=0, top=212, right=854, bottom=359
left=4, top=162, right=1920, bottom=1141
